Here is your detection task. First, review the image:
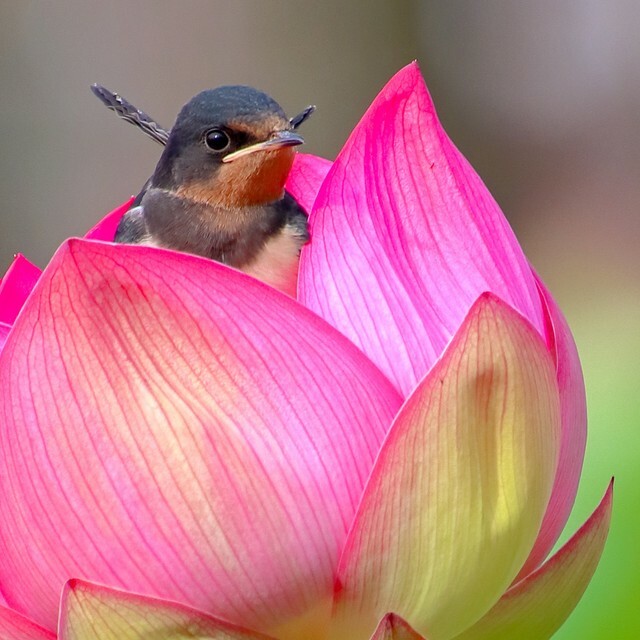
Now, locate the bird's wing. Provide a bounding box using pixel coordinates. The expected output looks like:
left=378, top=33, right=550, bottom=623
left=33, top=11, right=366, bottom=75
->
left=281, top=191, right=310, bottom=245
left=114, top=205, right=149, bottom=244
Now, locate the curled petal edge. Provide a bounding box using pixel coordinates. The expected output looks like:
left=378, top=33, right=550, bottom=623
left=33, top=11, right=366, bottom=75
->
left=517, top=275, right=587, bottom=580
left=454, top=480, right=613, bottom=640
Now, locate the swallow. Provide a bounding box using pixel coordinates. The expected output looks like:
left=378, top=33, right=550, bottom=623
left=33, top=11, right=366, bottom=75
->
left=92, top=84, right=316, bottom=297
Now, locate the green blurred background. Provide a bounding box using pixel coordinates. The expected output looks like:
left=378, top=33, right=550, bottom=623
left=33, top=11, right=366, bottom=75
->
left=1, top=2, right=638, bottom=637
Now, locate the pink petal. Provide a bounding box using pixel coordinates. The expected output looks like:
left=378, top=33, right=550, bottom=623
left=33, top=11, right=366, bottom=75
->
left=454, top=481, right=613, bottom=640
left=299, top=62, right=545, bottom=396
left=0, top=605, right=55, bottom=640
left=84, top=198, right=135, bottom=241
left=60, top=579, right=276, bottom=640
left=516, top=276, right=587, bottom=580
left=0, top=322, right=10, bottom=353
left=0, top=254, right=41, bottom=326
left=0, top=240, right=401, bottom=632
left=332, top=294, right=560, bottom=640
left=286, top=153, right=332, bottom=215
left=369, top=613, right=427, bottom=640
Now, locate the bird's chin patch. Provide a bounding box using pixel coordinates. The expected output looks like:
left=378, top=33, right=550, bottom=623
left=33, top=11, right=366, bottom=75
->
left=177, top=147, right=295, bottom=209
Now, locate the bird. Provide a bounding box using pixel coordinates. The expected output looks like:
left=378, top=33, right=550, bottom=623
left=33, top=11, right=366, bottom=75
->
left=92, top=84, right=316, bottom=297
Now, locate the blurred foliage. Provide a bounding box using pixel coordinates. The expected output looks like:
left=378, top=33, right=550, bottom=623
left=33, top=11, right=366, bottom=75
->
left=552, top=294, right=640, bottom=639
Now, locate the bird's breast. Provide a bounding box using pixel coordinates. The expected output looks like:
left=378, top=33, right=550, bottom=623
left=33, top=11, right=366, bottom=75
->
left=242, top=225, right=306, bottom=298
left=141, top=188, right=293, bottom=268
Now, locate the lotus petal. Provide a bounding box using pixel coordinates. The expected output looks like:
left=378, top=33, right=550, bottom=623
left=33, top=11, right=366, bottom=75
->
left=454, top=481, right=613, bottom=640
left=0, top=239, right=401, bottom=632
left=0, top=254, right=41, bottom=325
left=517, top=277, right=587, bottom=579
left=299, top=62, right=545, bottom=396
left=0, top=322, right=10, bottom=353
left=369, top=613, right=427, bottom=640
left=84, top=198, right=135, bottom=241
left=0, top=605, right=54, bottom=640
left=333, top=294, right=560, bottom=640
left=60, top=579, right=275, bottom=640
left=287, top=154, right=333, bottom=216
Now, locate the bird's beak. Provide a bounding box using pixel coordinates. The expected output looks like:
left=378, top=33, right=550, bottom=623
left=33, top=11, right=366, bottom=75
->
left=222, top=130, right=304, bottom=163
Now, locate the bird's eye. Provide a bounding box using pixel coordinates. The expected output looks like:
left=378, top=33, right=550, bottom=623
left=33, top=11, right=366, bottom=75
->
left=204, top=129, right=231, bottom=152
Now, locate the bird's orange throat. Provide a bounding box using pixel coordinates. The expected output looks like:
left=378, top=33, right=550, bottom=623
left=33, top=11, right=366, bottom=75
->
left=176, top=147, right=296, bottom=209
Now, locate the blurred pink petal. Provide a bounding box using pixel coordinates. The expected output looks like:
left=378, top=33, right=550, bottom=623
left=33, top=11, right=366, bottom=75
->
left=517, top=277, right=588, bottom=580
left=60, top=579, right=276, bottom=640
left=0, top=605, right=54, bottom=640
left=0, top=322, right=10, bottom=353
left=0, top=239, right=401, bottom=632
left=286, top=153, right=332, bottom=215
left=333, top=294, right=560, bottom=640
left=299, top=62, right=545, bottom=396
left=369, top=613, right=426, bottom=640
left=454, top=481, right=613, bottom=640
left=84, top=197, right=135, bottom=241
left=0, top=254, right=41, bottom=325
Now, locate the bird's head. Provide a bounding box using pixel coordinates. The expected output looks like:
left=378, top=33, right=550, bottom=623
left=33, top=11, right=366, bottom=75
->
left=151, top=86, right=305, bottom=208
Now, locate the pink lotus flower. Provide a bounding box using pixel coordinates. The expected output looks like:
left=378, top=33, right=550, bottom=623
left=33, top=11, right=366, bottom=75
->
left=0, top=63, right=611, bottom=640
